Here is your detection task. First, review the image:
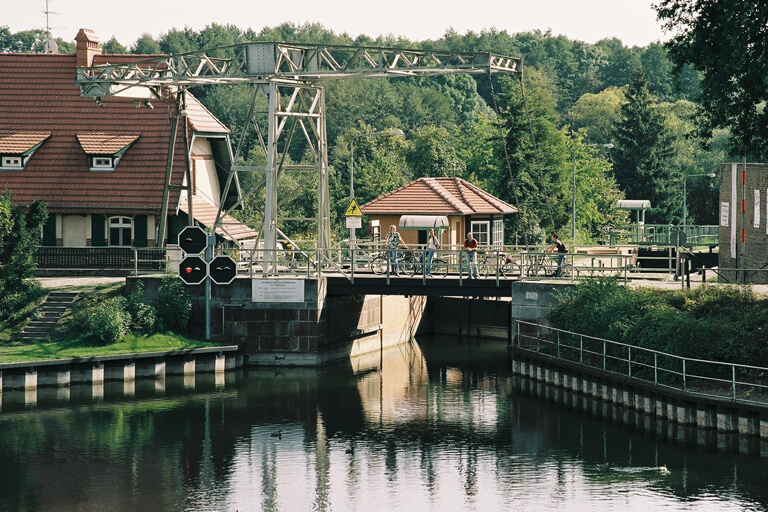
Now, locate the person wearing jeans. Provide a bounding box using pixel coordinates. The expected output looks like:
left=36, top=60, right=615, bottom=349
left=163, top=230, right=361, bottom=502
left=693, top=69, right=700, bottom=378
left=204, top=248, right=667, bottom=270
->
left=463, top=232, right=479, bottom=279
left=426, top=228, right=440, bottom=276
left=386, top=224, right=407, bottom=275
left=544, top=232, right=567, bottom=277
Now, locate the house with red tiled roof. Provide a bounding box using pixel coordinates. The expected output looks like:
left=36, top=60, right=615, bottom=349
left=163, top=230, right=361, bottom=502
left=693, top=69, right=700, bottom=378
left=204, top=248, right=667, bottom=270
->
left=0, top=29, right=254, bottom=269
left=360, top=177, right=517, bottom=248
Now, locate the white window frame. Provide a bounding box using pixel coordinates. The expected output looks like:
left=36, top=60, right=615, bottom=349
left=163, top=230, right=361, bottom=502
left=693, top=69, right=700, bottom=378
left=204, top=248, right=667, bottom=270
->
left=471, top=220, right=491, bottom=246
left=91, top=156, right=114, bottom=170
left=492, top=219, right=504, bottom=248
left=1, top=156, right=22, bottom=169
left=108, top=216, right=133, bottom=247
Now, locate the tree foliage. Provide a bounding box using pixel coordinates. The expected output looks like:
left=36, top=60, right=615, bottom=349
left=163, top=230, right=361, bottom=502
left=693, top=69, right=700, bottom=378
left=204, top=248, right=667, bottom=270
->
left=656, top=0, right=768, bottom=157
left=2, top=21, right=729, bottom=243
left=612, top=74, right=677, bottom=224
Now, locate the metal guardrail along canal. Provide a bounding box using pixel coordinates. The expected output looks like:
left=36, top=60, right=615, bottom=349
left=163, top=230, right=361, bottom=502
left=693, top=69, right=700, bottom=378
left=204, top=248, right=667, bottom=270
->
left=515, top=320, right=768, bottom=407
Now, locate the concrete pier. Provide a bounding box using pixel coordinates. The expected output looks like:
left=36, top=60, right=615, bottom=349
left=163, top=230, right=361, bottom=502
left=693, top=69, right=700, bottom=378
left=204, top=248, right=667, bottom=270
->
left=509, top=353, right=768, bottom=442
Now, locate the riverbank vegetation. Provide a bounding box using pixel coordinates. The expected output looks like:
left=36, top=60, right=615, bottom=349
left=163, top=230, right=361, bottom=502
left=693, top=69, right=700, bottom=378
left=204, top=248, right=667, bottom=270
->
left=0, top=279, right=210, bottom=364
left=548, top=277, right=768, bottom=367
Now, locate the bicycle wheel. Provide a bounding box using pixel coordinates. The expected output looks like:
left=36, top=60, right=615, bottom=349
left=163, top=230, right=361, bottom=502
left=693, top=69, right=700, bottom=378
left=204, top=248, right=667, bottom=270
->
left=501, top=261, right=521, bottom=278
left=371, top=255, right=387, bottom=275
left=400, top=257, right=417, bottom=276
left=431, top=258, right=448, bottom=278
left=530, top=264, right=548, bottom=277
left=477, top=258, right=492, bottom=277
left=562, top=264, right=579, bottom=278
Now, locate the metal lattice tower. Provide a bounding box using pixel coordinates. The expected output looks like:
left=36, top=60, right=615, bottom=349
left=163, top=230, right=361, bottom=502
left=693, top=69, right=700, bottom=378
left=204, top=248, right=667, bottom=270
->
left=75, top=42, right=522, bottom=273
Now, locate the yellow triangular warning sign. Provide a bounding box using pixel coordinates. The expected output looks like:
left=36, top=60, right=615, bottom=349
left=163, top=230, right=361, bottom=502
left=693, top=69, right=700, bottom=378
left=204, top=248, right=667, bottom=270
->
left=344, top=198, right=363, bottom=217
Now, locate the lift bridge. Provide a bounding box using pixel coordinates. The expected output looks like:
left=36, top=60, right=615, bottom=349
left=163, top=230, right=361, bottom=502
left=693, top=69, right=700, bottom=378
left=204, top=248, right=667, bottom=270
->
left=75, top=42, right=523, bottom=275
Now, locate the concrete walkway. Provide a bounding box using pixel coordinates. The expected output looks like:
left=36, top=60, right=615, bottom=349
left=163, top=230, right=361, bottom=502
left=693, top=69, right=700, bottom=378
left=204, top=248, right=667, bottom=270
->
left=34, top=273, right=768, bottom=295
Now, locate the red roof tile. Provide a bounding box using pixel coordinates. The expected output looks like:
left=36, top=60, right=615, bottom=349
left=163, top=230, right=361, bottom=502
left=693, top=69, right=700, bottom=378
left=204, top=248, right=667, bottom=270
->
left=178, top=198, right=257, bottom=241
left=0, top=131, right=51, bottom=153
left=76, top=133, right=139, bottom=154
left=360, top=177, right=518, bottom=216
left=0, top=51, right=228, bottom=216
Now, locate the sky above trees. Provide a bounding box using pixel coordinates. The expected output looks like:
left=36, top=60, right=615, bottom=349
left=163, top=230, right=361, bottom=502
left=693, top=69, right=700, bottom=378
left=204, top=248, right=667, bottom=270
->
left=10, top=0, right=668, bottom=49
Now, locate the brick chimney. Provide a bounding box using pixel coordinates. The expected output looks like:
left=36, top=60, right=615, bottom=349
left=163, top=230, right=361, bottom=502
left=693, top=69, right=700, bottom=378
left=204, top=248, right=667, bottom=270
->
left=75, top=29, right=101, bottom=67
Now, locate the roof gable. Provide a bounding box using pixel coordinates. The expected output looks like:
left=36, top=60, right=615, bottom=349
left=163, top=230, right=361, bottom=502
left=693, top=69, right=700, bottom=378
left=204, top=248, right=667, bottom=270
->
left=360, top=177, right=518, bottom=216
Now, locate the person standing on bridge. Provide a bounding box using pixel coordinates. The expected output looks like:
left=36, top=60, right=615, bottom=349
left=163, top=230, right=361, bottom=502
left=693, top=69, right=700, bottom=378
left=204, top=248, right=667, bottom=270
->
left=387, top=224, right=407, bottom=275
left=544, top=232, right=568, bottom=277
left=426, top=228, right=440, bottom=276
left=463, top=232, right=479, bottom=279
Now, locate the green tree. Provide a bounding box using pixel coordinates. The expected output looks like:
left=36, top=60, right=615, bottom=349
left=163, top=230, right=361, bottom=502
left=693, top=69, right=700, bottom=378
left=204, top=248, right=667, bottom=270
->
left=492, top=71, right=570, bottom=244
left=0, top=192, right=47, bottom=292
left=656, top=0, right=768, bottom=156
left=404, top=126, right=462, bottom=179
left=612, top=73, right=677, bottom=224
left=102, top=36, right=128, bottom=54
left=566, top=87, right=625, bottom=145
left=131, top=33, right=161, bottom=54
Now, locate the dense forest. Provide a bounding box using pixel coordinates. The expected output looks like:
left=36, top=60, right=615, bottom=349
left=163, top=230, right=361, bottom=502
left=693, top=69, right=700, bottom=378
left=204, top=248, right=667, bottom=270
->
left=1, top=21, right=737, bottom=245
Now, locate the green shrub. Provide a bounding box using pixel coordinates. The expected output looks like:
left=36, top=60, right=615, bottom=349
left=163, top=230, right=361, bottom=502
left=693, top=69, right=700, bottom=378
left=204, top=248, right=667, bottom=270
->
left=77, top=296, right=131, bottom=345
left=157, top=276, right=191, bottom=331
left=125, top=281, right=157, bottom=333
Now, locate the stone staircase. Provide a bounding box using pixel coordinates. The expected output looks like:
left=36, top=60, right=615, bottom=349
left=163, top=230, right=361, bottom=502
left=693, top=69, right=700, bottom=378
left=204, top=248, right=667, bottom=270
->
left=18, top=291, right=79, bottom=341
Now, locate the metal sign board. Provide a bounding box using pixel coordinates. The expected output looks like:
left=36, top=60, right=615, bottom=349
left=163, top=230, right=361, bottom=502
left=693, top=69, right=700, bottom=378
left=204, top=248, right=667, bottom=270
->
left=178, top=255, right=208, bottom=285
left=178, top=225, right=208, bottom=254
left=252, top=279, right=305, bottom=303
left=209, top=255, right=237, bottom=285
left=346, top=217, right=362, bottom=229
left=344, top=198, right=363, bottom=217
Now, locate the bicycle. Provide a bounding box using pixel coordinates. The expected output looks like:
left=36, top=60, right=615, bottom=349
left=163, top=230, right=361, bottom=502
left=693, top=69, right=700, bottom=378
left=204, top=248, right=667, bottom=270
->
left=370, top=250, right=417, bottom=275
left=527, top=252, right=579, bottom=278
left=477, top=251, right=522, bottom=278
left=409, top=251, right=449, bottom=278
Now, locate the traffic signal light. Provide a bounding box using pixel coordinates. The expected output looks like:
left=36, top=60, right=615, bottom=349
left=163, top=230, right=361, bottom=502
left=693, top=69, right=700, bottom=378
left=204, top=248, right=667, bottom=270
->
left=178, top=225, right=208, bottom=254
left=178, top=255, right=207, bottom=285
left=209, top=255, right=237, bottom=285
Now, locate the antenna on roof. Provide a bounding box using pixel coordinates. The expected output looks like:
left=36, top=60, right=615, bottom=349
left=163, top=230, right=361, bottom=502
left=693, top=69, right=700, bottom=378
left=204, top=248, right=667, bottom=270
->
left=44, top=0, right=58, bottom=54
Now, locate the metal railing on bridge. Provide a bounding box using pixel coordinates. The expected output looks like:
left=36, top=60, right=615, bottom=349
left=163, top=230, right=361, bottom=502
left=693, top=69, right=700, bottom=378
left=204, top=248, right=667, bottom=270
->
left=515, top=320, right=768, bottom=406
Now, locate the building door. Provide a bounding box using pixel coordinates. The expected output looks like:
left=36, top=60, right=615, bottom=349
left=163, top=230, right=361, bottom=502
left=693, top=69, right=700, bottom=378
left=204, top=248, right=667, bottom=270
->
left=61, top=215, right=87, bottom=247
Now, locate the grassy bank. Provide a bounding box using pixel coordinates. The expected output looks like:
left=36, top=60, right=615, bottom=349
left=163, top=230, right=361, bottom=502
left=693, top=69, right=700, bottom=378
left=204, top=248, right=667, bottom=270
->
left=0, top=281, right=216, bottom=364
left=547, top=277, right=768, bottom=367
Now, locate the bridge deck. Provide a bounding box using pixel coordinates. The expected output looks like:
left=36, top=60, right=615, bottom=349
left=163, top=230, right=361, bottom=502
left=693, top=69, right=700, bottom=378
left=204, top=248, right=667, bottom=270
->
left=325, top=275, right=533, bottom=297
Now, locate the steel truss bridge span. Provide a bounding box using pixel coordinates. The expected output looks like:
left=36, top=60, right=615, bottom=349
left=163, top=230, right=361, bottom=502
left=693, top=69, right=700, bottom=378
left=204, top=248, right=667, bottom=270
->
left=76, top=42, right=522, bottom=98
left=75, top=42, right=523, bottom=275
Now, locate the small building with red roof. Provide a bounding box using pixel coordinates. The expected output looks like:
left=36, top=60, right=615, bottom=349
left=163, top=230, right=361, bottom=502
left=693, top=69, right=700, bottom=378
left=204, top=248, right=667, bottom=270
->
left=360, top=177, right=517, bottom=248
left=0, top=29, right=254, bottom=264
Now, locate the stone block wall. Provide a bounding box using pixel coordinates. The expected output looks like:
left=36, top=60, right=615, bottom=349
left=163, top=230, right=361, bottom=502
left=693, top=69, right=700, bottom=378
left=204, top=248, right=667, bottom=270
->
left=129, top=277, right=427, bottom=366
left=719, top=162, right=768, bottom=283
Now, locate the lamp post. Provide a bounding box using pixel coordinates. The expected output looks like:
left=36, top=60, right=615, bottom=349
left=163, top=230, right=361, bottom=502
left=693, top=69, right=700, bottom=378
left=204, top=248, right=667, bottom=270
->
left=572, top=142, right=613, bottom=242
left=349, top=129, right=404, bottom=243
left=682, top=172, right=717, bottom=232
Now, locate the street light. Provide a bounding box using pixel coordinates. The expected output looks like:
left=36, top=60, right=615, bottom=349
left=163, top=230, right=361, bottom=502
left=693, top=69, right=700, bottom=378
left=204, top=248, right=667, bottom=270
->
left=682, top=172, right=717, bottom=232
left=572, top=142, right=613, bottom=243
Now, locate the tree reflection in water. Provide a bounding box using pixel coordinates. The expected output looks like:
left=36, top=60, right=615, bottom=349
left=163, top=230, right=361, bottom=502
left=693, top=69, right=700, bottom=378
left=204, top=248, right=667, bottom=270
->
left=0, top=336, right=766, bottom=511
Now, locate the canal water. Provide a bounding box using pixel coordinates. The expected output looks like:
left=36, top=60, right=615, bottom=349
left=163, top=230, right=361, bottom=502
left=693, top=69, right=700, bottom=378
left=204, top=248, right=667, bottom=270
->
left=2, top=336, right=768, bottom=511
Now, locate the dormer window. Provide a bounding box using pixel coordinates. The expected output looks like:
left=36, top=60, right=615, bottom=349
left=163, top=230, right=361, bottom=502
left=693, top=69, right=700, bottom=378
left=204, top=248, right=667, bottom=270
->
left=77, top=132, right=139, bottom=172
left=2, top=156, right=22, bottom=169
left=0, top=131, right=51, bottom=171
left=91, top=156, right=114, bottom=169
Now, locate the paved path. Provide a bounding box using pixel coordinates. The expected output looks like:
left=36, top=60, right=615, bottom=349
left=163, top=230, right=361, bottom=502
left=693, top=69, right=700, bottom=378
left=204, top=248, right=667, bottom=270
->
left=37, top=276, right=126, bottom=289
left=34, top=273, right=768, bottom=295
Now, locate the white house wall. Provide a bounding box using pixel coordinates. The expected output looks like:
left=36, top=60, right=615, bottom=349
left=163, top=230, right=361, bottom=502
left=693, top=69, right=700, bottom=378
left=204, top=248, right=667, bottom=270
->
left=188, top=136, right=221, bottom=207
